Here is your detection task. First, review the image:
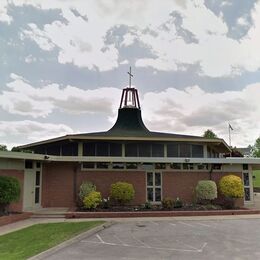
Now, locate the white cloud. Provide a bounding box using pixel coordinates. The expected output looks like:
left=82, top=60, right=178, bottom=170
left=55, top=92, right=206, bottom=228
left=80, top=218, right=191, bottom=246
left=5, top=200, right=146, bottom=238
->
left=141, top=84, right=260, bottom=147
left=0, top=0, right=12, bottom=24
left=0, top=120, right=73, bottom=149
left=0, top=75, right=122, bottom=118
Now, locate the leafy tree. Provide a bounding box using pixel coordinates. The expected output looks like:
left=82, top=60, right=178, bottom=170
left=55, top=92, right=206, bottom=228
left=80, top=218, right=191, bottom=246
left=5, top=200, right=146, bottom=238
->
left=252, top=137, right=260, bottom=157
left=203, top=129, right=218, bottom=139
left=0, top=145, right=8, bottom=151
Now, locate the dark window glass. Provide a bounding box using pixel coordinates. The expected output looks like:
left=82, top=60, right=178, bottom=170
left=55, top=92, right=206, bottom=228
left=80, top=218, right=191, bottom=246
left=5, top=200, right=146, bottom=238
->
left=36, top=162, right=41, bottom=168
left=198, top=164, right=208, bottom=170
left=167, top=144, right=179, bottom=157
left=36, top=171, right=40, bottom=186
left=147, top=172, right=153, bottom=186
left=34, top=147, right=45, bottom=154
left=46, top=145, right=60, bottom=155
left=170, top=163, right=181, bottom=169
left=155, top=163, right=166, bottom=169
left=96, top=162, right=109, bottom=169
left=243, top=172, right=249, bottom=186
left=126, top=163, right=138, bottom=169
left=244, top=188, right=250, bottom=201
left=213, top=164, right=222, bottom=170
left=35, top=187, right=40, bottom=203
left=192, top=145, right=203, bottom=158
left=155, top=173, right=161, bottom=186
left=243, top=164, right=248, bottom=170
left=125, top=143, right=138, bottom=157
left=147, top=188, right=153, bottom=201
left=179, top=144, right=191, bottom=157
left=139, top=143, right=151, bottom=157
left=83, top=142, right=95, bottom=156
left=62, top=143, right=78, bottom=156
left=152, top=144, right=164, bottom=157
left=110, top=143, right=122, bottom=156
left=155, top=188, right=161, bottom=201
left=183, top=163, right=193, bottom=170
left=112, top=162, right=124, bottom=169
left=82, top=162, right=95, bottom=169
left=25, top=160, right=33, bottom=169
left=96, top=142, right=109, bottom=156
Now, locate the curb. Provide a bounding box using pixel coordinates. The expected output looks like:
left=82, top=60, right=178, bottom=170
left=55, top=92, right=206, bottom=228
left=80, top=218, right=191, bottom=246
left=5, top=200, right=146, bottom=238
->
left=28, top=221, right=114, bottom=260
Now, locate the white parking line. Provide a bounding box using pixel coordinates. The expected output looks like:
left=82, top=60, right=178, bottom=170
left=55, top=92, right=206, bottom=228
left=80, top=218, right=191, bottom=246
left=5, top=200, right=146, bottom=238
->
left=131, top=234, right=152, bottom=248
left=169, top=223, right=176, bottom=226
left=179, top=221, right=195, bottom=227
left=197, top=222, right=212, bottom=228
left=150, top=221, right=159, bottom=225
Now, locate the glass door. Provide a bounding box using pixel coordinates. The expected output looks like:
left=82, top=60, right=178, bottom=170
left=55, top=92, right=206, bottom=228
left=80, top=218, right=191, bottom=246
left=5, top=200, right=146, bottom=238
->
left=146, top=172, right=162, bottom=202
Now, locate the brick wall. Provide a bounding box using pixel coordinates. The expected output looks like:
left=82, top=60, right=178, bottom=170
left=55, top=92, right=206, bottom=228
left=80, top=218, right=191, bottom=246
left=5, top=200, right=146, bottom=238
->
left=0, top=170, right=24, bottom=212
left=163, top=171, right=243, bottom=205
left=77, top=170, right=146, bottom=205
left=41, top=162, right=244, bottom=208
left=41, top=162, right=75, bottom=207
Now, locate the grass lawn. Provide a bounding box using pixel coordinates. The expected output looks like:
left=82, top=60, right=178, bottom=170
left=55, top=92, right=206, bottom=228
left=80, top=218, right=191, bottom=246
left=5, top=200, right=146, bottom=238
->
left=253, top=170, right=260, bottom=188
left=0, top=221, right=104, bottom=260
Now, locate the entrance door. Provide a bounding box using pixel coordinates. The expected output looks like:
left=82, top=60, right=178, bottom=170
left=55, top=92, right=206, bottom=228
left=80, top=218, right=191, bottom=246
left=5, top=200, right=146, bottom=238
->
left=23, top=161, right=42, bottom=211
left=146, top=172, right=162, bottom=202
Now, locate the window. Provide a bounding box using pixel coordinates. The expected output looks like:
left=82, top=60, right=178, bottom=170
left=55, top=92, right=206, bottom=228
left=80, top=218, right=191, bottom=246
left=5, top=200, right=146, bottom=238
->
left=243, top=172, right=251, bottom=201
left=139, top=143, right=151, bottom=157
left=96, top=162, right=109, bottom=169
left=125, top=143, right=138, bottom=157
left=197, top=164, right=208, bottom=170
left=82, top=162, right=95, bottom=169
left=25, top=160, right=33, bottom=169
left=110, top=143, right=122, bottom=156
left=152, top=144, right=164, bottom=157
left=179, top=144, right=191, bottom=157
left=167, top=144, right=178, bottom=157
left=36, top=162, right=41, bottom=168
left=170, top=163, right=181, bottom=170
left=192, top=145, right=203, bottom=158
left=61, top=143, right=78, bottom=156
left=183, top=163, right=194, bottom=170
left=243, top=164, right=249, bottom=170
left=46, top=145, right=60, bottom=155
left=126, top=163, right=138, bottom=169
left=35, top=171, right=41, bottom=204
left=146, top=172, right=162, bottom=202
left=96, top=142, right=109, bottom=156
left=112, top=162, right=125, bottom=169
left=212, top=164, right=222, bottom=170
left=155, top=163, right=166, bottom=169
left=83, top=142, right=95, bottom=156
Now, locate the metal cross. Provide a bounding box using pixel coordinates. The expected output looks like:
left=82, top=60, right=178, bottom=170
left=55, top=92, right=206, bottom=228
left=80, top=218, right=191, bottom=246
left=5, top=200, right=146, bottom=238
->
left=127, top=66, right=133, bottom=87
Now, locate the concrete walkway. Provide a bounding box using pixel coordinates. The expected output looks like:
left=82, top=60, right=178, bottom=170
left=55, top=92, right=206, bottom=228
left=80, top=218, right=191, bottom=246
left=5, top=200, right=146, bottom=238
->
left=1, top=214, right=260, bottom=236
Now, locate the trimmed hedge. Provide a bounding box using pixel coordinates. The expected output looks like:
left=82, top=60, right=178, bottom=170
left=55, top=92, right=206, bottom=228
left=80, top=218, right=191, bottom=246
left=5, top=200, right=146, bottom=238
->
left=110, top=182, right=135, bottom=205
left=196, top=180, right=217, bottom=202
left=83, top=191, right=102, bottom=209
left=0, top=176, right=20, bottom=213
left=79, top=181, right=96, bottom=203
left=219, top=175, right=244, bottom=198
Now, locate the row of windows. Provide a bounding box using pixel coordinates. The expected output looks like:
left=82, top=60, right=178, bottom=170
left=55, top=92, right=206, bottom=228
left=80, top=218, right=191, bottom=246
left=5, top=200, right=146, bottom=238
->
left=34, top=143, right=78, bottom=156
left=81, top=162, right=222, bottom=171
left=83, top=142, right=205, bottom=158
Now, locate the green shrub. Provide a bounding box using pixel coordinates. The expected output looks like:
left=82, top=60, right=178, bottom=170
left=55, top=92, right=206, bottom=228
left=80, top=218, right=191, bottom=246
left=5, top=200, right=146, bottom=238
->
left=110, top=182, right=135, bottom=205
left=83, top=191, right=102, bottom=209
left=162, top=197, right=174, bottom=210
left=79, top=181, right=96, bottom=203
left=174, top=197, right=183, bottom=208
left=195, top=180, right=217, bottom=202
left=144, top=201, right=152, bottom=210
left=0, top=176, right=20, bottom=213
left=219, top=175, right=244, bottom=198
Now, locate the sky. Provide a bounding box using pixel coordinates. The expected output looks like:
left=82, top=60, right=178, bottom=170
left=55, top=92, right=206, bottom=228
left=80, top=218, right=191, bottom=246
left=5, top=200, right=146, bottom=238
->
left=0, top=0, right=260, bottom=149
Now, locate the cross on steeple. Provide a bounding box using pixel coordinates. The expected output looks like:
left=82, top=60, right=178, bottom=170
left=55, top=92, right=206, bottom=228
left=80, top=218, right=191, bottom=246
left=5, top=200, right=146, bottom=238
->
left=127, top=66, right=133, bottom=88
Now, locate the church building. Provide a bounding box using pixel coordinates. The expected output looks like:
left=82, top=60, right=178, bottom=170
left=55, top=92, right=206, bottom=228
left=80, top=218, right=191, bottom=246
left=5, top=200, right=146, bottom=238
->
left=1, top=73, right=260, bottom=212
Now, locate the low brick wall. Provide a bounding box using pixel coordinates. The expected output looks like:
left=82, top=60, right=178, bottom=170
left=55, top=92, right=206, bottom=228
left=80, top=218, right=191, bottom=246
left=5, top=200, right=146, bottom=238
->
left=66, top=209, right=260, bottom=219
left=0, top=212, right=32, bottom=227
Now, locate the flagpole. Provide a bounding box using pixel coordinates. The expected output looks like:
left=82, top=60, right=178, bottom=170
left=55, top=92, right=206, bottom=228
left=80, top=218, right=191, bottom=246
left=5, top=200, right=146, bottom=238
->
left=229, top=123, right=231, bottom=147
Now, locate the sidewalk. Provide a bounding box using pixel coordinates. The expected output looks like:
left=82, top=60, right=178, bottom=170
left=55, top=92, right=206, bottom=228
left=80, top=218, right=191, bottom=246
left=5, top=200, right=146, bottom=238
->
left=1, top=214, right=260, bottom=236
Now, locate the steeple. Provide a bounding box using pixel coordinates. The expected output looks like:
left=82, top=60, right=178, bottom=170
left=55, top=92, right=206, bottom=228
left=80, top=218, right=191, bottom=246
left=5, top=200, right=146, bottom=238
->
left=107, top=67, right=149, bottom=135
left=119, top=67, right=141, bottom=109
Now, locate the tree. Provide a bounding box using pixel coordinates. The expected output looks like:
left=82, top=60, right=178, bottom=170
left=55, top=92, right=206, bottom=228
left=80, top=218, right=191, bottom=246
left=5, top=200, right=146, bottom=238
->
left=203, top=129, right=218, bottom=139
left=252, top=137, right=260, bottom=157
left=0, top=145, right=8, bottom=151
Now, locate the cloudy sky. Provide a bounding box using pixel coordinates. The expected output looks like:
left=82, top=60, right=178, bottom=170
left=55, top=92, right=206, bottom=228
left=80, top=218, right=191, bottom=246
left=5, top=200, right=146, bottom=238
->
left=1, top=0, right=260, bottom=149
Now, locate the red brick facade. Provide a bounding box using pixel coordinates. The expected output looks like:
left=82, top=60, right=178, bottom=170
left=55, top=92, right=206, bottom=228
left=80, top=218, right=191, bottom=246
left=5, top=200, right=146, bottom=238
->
left=0, top=169, right=24, bottom=212
left=40, top=162, right=244, bottom=208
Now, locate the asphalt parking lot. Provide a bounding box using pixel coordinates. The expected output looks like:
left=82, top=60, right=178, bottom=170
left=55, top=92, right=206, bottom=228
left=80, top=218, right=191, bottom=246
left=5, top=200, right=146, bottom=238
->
left=41, top=218, right=260, bottom=260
